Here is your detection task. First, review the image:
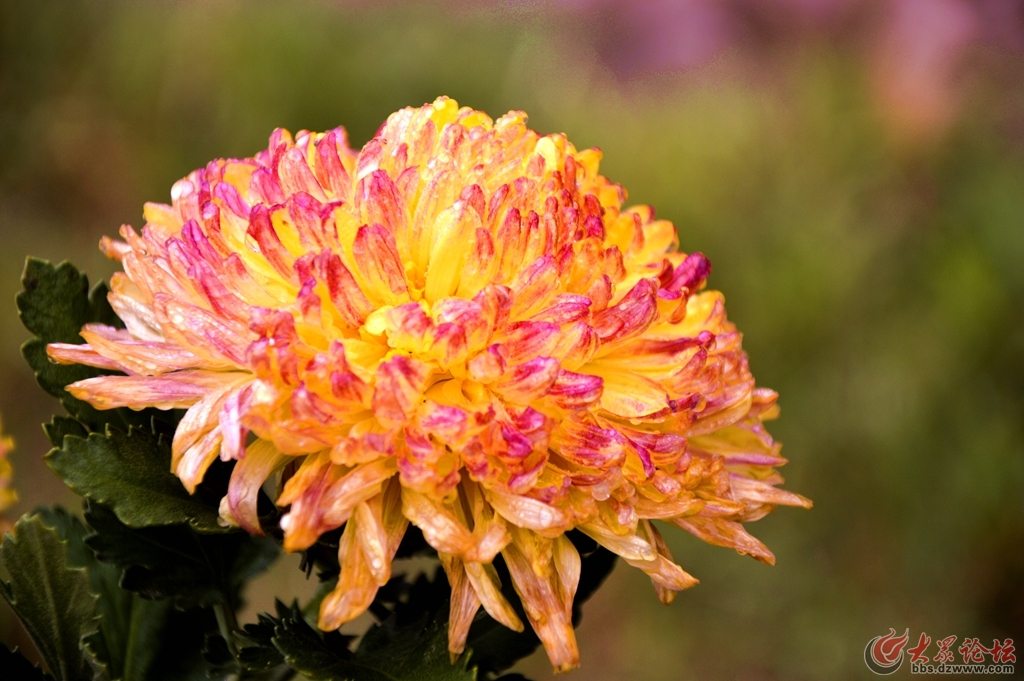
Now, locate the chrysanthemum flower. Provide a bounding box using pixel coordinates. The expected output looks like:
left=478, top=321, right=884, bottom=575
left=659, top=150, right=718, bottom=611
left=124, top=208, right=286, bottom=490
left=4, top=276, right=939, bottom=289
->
left=49, top=97, right=810, bottom=672
left=0, top=418, right=17, bottom=535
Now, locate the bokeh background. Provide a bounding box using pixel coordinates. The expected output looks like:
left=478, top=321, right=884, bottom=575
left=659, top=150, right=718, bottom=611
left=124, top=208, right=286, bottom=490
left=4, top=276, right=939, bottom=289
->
left=2, top=1, right=1024, bottom=678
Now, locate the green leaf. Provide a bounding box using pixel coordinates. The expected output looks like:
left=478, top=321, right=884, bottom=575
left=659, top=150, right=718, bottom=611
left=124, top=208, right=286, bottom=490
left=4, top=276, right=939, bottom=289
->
left=355, top=571, right=472, bottom=681
left=236, top=606, right=290, bottom=673
left=83, top=502, right=279, bottom=610
left=138, top=606, right=220, bottom=681
left=32, top=506, right=124, bottom=680
left=201, top=631, right=239, bottom=678
left=43, top=416, right=88, bottom=449
left=270, top=609, right=365, bottom=681
left=0, top=645, right=55, bottom=681
left=99, top=596, right=176, bottom=681
left=354, top=614, right=474, bottom=681
left=0, top=515, right=98, bottom=681
left=17, top=259, right=121, bottom=341
left=17, top=258, right=146, bottom=433
left=204, top=601, right=304, bottom=679
left=46, top=426, right=227, bottom=534
left=33, top=506, right=196, bottom=681
left=33, top=507, right=100, bottom=568
left=268, top=580, right=475, bottom=681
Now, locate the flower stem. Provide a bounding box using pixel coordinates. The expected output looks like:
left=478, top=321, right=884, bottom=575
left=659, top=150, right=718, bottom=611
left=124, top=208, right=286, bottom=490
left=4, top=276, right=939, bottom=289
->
left=214, top=600, right=241, bottom=657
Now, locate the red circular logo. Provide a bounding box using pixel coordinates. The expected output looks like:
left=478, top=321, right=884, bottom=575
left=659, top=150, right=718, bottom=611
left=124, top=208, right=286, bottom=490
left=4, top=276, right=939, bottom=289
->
left=864, top=628, right=910, bottom=675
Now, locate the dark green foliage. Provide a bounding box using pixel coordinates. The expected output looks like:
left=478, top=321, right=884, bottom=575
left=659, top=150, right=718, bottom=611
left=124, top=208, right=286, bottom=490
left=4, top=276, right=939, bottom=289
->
left=104, top=598, right=177, bottom=681
left=1, top=645, right=55, bottom=681
left=46, top=426, right=228, bottom=534
left=83, top=502, right=278, bottom=610
left=0, top=515, right=98, bottom=681
left=286, top=550, right=616, bottom=681
left=236, top=602, right=296, bottom=673
left=32, top=506, right=128, bottom=679
left=202, top=631, right=238, bottom=678
left=43, top=416, right=88, bottom=448
left=31, top=506, right=218, bottom=681
left=267, top=599, right=475, bottom=681
left=141, top=607, right=220, bottom=681
left=267, top=606, right=361, bottom=681
left=17, top=258, right=147, bottom=432
left=358, top=608, right=472, bottom=679
left=17, top=259, right=121, bottom=381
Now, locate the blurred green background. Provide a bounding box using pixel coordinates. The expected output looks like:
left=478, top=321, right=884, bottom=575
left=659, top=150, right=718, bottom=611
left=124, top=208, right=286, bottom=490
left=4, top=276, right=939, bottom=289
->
left=2, top=1, right=1023, bottom=678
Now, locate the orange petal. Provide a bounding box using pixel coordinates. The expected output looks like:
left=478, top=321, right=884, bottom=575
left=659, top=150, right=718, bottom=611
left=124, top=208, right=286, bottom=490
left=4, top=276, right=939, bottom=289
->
left=47, top=343, right=125, bottom=372
left=278, top=456, right=395, bottom=552
left=67, top=371, right=247, bottom=411
left=353, top=224, right=408, bottom=305
left=372, top=356, right=432, bottom=427
left=439, top=553, right=481, bottom=657
left=318, top=517, right=376, bottom=630
left=551, top=535, right=581, bottom=619
left=172, top=381, right=238, bottom=467
left=729, top=475, right=813, bottom=509
left=492, top=357, right=560, bottom=405
left=314, top=129, right=353, bottom=202
left=578, top=520, right=657, bottom=562
left=279, top=147, right=328, bottom=202
left=226, top=439, right=288, bottom=534
left=502, top=528, right=579, bottom=673
left=626, top=521, right=698, bottom=604
left=633, top=493, right=703, bottom=520
left=153, top=295, right=253, bottom=366
left=401, top=488, right=474, bottom=557
left=176, top=427, right=222, bottom=495
left=591, top=278, right=658, bottom=344
left=587, top=365, right=670, bottom=419
left=485, top=487, right=571, bottom=536
left=463, top=561, right=523, bottom=632
left=355, top=479, right=409, bottom=585
left=671, top=516, right=775, bottom=565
